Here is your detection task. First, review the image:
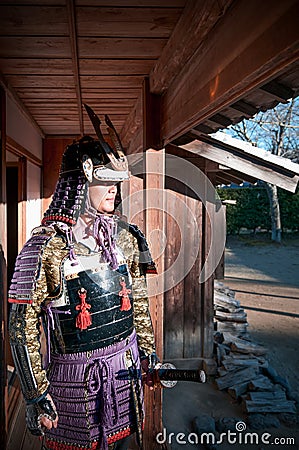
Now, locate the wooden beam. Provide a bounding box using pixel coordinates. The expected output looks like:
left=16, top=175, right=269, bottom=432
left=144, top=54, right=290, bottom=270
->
left=150, top=0, right=233, bottom=94
left=204, top=131, right=299, bottom=175
left=200, top=161, right=215, bottom=361
left=208, top=113, right=232, bottom=128
left=120, top=95, right=143, bottom=153
left=179, top=137, right=299, bottom=192
left=193, top=123, right=215, bottom=135
left=216, top=171, right=249, bottom=186
left=228, top=100, right=258, bottom=118
left=6, top=136, right=42, bottom=167
left=159, top=0, right=299, bottom=144
left=66, top=0, right=83, bottom=135
left=259, top=80, right=294, bottom=102
left=142, top=78, right=162, bottom=150
left=166, top=143, right=258, bottom=186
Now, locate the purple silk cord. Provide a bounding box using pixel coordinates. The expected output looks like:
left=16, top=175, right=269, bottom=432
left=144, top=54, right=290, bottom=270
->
left=52, top=221, right=79, bottom=266
left=93, top=215, right=119, bottom=270
left=87, top=358, right=119, bottom=450
left=42, top=301, right=71, bottom=367
left=65, top=227, right=79, bottom=266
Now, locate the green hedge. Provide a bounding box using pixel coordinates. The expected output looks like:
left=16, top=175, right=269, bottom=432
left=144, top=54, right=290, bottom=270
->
left=217, top=186, right=299, bottom=234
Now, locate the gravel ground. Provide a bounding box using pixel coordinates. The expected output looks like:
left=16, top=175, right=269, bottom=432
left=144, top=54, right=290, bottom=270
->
left=225, top=235, right=299, bottom=392
left=163, top=235, right=299, bottom=450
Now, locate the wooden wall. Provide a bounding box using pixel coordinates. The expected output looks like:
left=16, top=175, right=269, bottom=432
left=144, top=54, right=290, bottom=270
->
left=163, top=175, right=215, bottom=363
left=164, top=190, right=204, bottom=359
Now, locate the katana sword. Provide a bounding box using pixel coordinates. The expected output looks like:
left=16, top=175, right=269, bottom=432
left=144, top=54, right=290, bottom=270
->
left=152, top=363, right=206, bottom=388
left=117, top=363, right=207, bottom=388
left=156, top=366, right=206, bottom=385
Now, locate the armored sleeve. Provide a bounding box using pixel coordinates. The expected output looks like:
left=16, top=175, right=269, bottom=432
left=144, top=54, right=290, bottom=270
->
left=8, top=229, right=67, bottom=403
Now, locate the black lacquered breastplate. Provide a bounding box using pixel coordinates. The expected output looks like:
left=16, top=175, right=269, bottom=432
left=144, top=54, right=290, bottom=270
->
left=49, top=258, right=134, bottom=354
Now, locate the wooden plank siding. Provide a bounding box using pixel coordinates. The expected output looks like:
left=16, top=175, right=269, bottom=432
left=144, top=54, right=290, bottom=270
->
left=164, top=189, right=186, bottom=358
left=163, top=165, right=215, bottom=362
left=183, top=194, right=203, bottom=358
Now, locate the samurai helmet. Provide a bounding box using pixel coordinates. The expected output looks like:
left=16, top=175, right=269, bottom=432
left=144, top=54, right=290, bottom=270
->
left=80, top=104, right=130, bottom=183
left=42, top=105, right=129, bottom=226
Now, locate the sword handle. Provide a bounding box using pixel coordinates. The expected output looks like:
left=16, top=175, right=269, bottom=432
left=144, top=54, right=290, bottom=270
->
left=157, top=368, right=206, bottom=384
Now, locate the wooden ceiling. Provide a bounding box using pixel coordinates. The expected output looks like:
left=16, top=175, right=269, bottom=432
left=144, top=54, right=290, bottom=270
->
left=0, top=0, right=186, bottom=136
left=0, top=0, right=299, bottom=151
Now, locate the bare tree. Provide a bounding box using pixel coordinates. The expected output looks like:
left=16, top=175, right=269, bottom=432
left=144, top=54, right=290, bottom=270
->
left=228, top=97, right=299, bottom=243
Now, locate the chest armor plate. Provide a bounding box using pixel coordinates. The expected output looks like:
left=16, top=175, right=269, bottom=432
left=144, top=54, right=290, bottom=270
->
left=49, top=255, right=134, bottom=354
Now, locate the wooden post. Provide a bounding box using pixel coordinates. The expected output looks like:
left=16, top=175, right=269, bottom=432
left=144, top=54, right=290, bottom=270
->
left=201, top=161, right=216, bottom=363
left=143, top=148, right=165, bottom=449
left=142, top=78, right=162, bottom=151
left=0, top=86, right=8, bottom=450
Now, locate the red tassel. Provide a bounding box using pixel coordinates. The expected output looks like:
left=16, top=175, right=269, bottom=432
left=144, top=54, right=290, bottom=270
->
left=119, top=277, right=132, bottom=311
left=75, top=288, right=92, bottom=330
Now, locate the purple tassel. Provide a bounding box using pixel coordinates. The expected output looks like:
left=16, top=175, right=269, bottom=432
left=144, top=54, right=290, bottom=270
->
left=93, top=215, right=119, bottom=270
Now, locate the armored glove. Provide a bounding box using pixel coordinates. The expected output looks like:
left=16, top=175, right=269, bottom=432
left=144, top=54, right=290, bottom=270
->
left=26, top=396, right=57, bottom=436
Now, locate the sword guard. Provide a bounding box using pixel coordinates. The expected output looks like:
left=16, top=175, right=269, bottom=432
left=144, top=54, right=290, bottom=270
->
left=158, top=363, right=177, bottom=388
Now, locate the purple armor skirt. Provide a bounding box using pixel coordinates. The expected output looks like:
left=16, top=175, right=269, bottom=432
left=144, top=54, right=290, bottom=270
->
left=44, top=330, right=144, bottom=450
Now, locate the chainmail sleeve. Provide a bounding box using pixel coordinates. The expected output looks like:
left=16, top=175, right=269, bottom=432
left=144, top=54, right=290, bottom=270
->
left=117, top=225, right=156, bottom=359
left=8, top=229, right=68, bottom=403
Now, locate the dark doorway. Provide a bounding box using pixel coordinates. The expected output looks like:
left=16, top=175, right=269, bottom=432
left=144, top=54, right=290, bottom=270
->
left=6, top=165, right=18, bottom=287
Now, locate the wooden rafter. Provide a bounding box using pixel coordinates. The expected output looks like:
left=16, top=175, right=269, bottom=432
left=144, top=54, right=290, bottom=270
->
left=150, top=0, right=233, bottom=94
left=178, top=135, right=299, bottom=192
left=259, top=80, right=294, bottom=102
left=66, top=0, right=83, bottom=136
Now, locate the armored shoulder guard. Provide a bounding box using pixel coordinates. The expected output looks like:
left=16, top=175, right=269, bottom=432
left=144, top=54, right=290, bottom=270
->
left=8, top=226, right=57, bottom=305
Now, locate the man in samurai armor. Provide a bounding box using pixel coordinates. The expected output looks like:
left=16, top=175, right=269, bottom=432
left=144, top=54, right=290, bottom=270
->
left=8, top=107, right=158, bottom=450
